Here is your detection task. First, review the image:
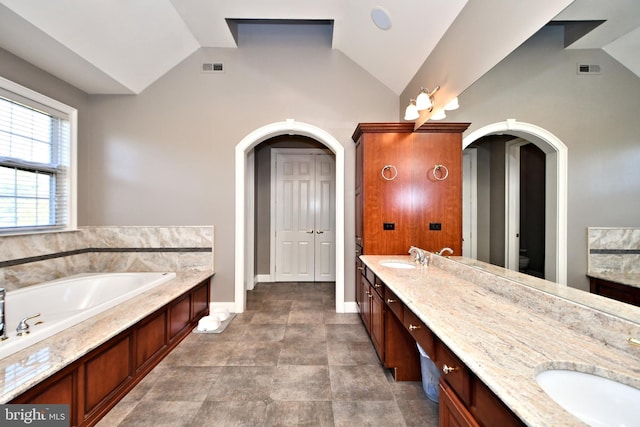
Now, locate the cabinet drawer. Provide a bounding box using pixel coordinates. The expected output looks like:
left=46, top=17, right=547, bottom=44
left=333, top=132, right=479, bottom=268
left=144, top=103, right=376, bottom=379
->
left=436, top=339, right=471, bottom=405
left=365, top=266, right=375, bottom=287
left=372, top=276, right=384, bottom=297
left=384, top=287, right=403, bottom=321
left=402, top=307, right=434, bottom=358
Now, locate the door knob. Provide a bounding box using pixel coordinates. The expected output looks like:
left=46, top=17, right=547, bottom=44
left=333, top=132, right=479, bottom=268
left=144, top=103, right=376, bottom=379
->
left=316, top=230, right=324, bottom=234
left=306, top=229, right=314, bottom=234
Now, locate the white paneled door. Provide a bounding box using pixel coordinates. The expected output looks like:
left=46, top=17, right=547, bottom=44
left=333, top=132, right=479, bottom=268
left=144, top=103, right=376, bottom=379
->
left=274, top=151, right=335, bottom=282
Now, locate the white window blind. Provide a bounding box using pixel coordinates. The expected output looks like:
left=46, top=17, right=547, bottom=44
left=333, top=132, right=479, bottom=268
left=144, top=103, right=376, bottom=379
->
left=0, top=86, right=73, bottom=234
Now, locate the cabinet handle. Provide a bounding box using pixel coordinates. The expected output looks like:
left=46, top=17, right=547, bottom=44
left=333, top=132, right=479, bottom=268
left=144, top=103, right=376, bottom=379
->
left=387, top=298, right=396, bottom=303
left=368, top=293, right=373, bottom=299
left=432, top=164, right=449, bottom=181
left=442, top=364, right=459, bottom=375
left=316, top=230, right=324, bottom=234
left=381, top=165, right=398, bottom=181
left=306, top=229, right=314, bottom=234
left=357, top=267, right=364, bottom=271
left=408, top=324, right=420, bottom=331
left=373, top=283, right=381, bottom=288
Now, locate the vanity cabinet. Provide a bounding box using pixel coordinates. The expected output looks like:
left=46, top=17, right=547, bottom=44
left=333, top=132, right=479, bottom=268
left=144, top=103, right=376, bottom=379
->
left=11, top=278, right=211, bottom=427
left=361, top=264, right=524, bottom=427
left=358, top=265, right=421, bottom=381
left=353, top=122, right=470, bottom=257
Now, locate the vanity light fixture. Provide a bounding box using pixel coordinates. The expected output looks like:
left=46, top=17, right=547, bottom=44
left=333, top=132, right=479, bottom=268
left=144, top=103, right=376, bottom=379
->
left=430, top=109, right=447, bottom=120
left=403, top=86, right=460, bottom=121
left=415, top=86, right=439, bottom=111
left=403, top=99, right=419, bottom=121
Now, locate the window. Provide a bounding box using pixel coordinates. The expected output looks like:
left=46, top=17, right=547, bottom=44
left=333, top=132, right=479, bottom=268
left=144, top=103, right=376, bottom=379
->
left=0, top=77, right=76, bottom=234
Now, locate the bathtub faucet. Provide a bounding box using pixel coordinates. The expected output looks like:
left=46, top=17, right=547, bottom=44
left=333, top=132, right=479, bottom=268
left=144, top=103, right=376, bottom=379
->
left=16, top=313, right=41, bottom=336
left=0, top=288, right=7, bottom=341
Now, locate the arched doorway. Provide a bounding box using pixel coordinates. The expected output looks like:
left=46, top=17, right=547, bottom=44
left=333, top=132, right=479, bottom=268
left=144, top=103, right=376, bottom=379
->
left=463, top=119, right=567, bottom=285
left=235, top=119, right=345, bottom=313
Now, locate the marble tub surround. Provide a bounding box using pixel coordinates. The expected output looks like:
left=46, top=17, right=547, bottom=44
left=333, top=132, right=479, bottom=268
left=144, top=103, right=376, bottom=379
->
left=360, top=255, right=640, bottom=426
left=0, top=226, right=214, bottom=290
left=588, top=227, right=640, bottom=278
left=0, top=270, right=213, bottom=403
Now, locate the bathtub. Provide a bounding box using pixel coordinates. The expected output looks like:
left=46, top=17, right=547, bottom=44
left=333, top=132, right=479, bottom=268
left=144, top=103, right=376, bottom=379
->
left=0, top=272, right=176, bottom=360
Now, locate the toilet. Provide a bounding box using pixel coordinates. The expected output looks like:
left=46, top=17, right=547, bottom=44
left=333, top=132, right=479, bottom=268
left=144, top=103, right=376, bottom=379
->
left=519, top=249, right=530, bottom=272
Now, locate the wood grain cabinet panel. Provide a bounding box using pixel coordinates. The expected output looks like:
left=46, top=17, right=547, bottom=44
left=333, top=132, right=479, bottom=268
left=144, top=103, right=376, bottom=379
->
left=84, top=334, right=132, bottom=414
left=589, top=277, right=640, bottom=307
left=192, top=282, right=209, bottom=320
left=439, top=379, right=479, bottom=427
left=169, top=294, right=191, bottom=340
left=135, top=310, right=167, bottom=373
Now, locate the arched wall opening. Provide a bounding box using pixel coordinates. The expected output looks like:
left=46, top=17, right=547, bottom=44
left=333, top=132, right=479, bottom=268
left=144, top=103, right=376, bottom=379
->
left=463, top=119, right=567, bottom=285
left=235, top=119, right=345, bottom=313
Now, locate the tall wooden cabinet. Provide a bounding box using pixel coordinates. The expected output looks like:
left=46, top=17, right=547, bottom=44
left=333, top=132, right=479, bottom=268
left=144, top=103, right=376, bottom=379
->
left=354, top=122, right=470, bottom=257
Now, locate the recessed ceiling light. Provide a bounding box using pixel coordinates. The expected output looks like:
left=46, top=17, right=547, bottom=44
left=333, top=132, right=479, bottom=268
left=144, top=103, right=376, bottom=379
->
left=371, top=6, right=392, bottom=31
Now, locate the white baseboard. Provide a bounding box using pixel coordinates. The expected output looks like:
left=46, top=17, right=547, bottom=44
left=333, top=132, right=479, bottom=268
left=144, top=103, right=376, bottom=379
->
left=342, top=301, right=359, bottom=313
left=209, top=302, right=236, bottom=313
left=255, top=274, right=274, bottom=283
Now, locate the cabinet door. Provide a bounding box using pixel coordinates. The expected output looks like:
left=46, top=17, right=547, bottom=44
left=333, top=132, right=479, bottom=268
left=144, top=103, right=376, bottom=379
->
left=361, top=132, right=413, bottom=254
left=439, top=380, right=480, bottom=427
left=370, top=287, right=385, bottom=361
left=355, top=256, right=364, bottom=310
left=411, top=132, right=463, bottom=255
left=360, top=277, right=371, bottom=334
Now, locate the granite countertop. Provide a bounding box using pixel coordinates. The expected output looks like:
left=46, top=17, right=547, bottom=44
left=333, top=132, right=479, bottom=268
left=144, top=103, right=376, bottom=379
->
left=0, top=270, right=213, bottom=403
left=361, top=255, right=640, bottom=427
left=587, top=271, right=640, bottom=289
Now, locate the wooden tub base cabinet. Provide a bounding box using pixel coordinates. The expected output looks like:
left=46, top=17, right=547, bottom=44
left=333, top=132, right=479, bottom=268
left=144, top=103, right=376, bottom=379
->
left=10, top=278, right=211, bottom=427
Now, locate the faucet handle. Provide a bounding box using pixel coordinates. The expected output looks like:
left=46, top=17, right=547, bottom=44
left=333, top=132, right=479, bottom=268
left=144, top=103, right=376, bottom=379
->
left=16, top=313, right=41, bottom=336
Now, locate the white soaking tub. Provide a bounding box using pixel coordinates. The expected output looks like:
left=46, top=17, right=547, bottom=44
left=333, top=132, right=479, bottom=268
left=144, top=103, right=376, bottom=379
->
left=0, top=272, right=176, bottom=360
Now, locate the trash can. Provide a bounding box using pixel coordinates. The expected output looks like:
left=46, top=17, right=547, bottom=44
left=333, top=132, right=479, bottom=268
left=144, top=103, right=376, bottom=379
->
left=417, top=342, right=440, bottom=402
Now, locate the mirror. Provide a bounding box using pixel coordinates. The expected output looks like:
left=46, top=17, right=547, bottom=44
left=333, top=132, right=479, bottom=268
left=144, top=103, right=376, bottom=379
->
left=448, top=256, right=640, bottom=326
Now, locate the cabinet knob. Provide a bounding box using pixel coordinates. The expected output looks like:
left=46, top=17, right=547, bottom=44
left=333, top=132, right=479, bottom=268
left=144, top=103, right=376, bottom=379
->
left=373, top=283, right=381, bottom=288
left=408, top=324, right=420, bottom=331
left=387, top=298, right=396, bottom=304
left=368, top=294, right=373, bottom=299
left=442, top=364, right=459, bottom=375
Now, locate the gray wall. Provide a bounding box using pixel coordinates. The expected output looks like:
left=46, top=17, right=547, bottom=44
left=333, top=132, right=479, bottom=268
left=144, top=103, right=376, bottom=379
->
left=81, top=26, right=398, bottom=302
left=445, top=26, right=640, bottom=291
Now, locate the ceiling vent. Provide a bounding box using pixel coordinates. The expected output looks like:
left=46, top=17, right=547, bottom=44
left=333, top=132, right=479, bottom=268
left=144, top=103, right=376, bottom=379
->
left=577, top=64, right=601, bottom=75
left=201, top=62, right=224, bottom=73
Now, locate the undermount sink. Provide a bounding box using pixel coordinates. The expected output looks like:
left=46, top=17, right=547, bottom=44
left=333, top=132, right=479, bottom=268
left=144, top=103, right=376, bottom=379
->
left=535, top=369, right=640, bottom=427
left=379, top=260, right=417, bottom=269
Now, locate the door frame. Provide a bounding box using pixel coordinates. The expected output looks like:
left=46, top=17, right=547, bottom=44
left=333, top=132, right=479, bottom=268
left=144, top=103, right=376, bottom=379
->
left=235, top=120, right=345, bottom=313
left=270, top=148, right=335, bottom=281
left=463, top=119, right=567, bottom=285
left=505, top=138, right=529, bottom=272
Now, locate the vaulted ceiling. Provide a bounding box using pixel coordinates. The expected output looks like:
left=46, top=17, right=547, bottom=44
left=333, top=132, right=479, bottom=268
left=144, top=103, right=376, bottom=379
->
left=0, top=0, right=637, bottom=96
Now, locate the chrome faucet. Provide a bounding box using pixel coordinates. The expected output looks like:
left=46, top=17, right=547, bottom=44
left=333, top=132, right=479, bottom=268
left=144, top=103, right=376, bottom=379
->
left=408, top=246, right=428, bottom=266
left=437, top=247, right=454, bottom=256
left=16, top=313, right=40, bottom=336
left=0, top=288, right=7, bottom=341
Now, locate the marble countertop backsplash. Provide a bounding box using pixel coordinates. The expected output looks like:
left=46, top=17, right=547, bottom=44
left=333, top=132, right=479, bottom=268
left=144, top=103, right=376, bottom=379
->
left=361, top=254, right=640, bottom=427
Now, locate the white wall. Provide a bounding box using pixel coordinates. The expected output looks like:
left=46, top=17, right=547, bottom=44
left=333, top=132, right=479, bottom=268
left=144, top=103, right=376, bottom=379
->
left=445, top=26, right=640, bottom=291
left=83, top=27, right=398, bottom=302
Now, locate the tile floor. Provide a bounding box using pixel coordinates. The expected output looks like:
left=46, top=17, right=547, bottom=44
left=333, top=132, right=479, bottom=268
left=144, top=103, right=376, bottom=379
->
left=97, top=282, right=438, bottom=426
